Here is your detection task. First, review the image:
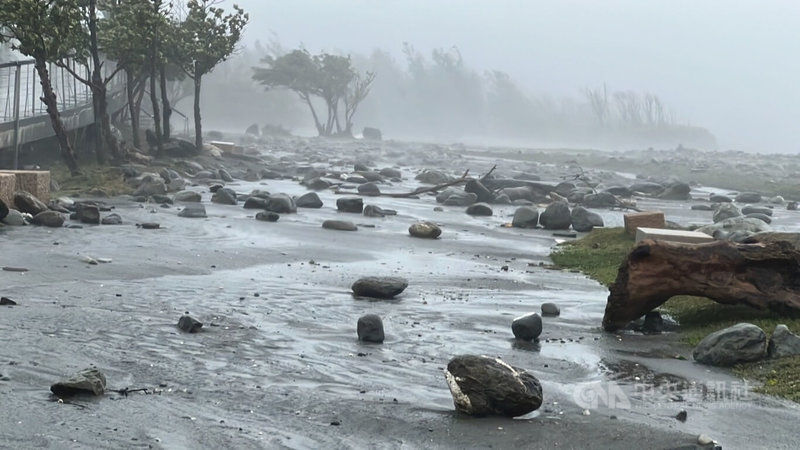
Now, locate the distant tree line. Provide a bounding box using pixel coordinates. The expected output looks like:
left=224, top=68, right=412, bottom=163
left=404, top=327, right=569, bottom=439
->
left=0, top=0, right=248, bottom=175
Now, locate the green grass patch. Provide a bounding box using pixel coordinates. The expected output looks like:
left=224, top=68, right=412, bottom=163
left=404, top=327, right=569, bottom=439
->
left=50, top=163, right=132, bottom=198
left=551, top=227, right=800, bottom=401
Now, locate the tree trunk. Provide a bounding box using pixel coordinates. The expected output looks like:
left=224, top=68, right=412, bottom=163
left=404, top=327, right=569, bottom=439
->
left=35, top=59, right=80, bottom=175
left=159, top=63, right=171, bottom=140
left=193, top=73, right=202, bottom=152
left=603, top=239, right=800, bottom=331
left=301, top=95, right=324, bottom=136
left=126, top=69, right=141, bottom=149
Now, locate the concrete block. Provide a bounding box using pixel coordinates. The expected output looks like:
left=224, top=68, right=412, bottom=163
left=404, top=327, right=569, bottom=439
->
left=0, top=173, right=15, bottom=207
left=624, top=211, right=665, bottom=235
left=636, top=227, right=714, bottom=244
left=208, top=141, right=239, bottom=153
left=0, top=170, right=50, bottom=203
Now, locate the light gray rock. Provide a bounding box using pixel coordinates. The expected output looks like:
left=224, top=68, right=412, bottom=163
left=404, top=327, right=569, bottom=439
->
left=178, top=203, right=207, bottom=218
left=570, top=206, right=604, bottom=232
left=415, top=170, right=451, bottom=185
left=768, top=324, right=800, bottom=358
left=443, top=191, right=478, bottom=206
left=101, top=213, right=123, bottom=225
left=698, top=216, right=771, bottom=237
left=512, top=206, right=539, bottom=228
left=539, top=201, right=571, bottom=230
left=50, top=368, right=106, bottom=396
left=693, top=323, right=767, bottom=366
left=2, top=209, right=26, bottom=226
left=322, top=219, right=356, bottom=231
left=211, top=188, right=237, bottom=205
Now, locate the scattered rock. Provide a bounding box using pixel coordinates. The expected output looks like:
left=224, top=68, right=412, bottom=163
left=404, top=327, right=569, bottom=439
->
left=218, top=168, right=234, bottom=182
left=363, top=205, right=396, bottom=217
left=256, top=211, right=280, bottom=222
left=693, top=323, right=767, bottom=366
left=691, top=204, right=712, bottom=211
left=442, top=191, right=478, bottom=206
left=50, top=368, right=106, bottom=397
left=735, top=192, right=762, bottom=203
left=0, top=199, right=7, bottom=220
left=675, top=410, right=687, bottom=422
left=788, top=201, right=798, bottom=211
left=352, top=276, right=408, bottom=298
left=464, top=179, right=495, bottom=203
left=657, top=182, right=692, bottom=201
left=539, top=201, right=571, bottom=230
left=379, top=167, right=401, bottom=179
left=357, top=314, right=385, bottom=343
left=31, top=211, right=64, bottom=228
left=14, top=191, right=49, bottom=215
left=697, top=434, right=715, bottom=446
left=415, top=170, right=451, bottom=185
left=174, top=190, right=202, bottom=202
left=296, top=192, right=323, bottom=208
left=0, top=297, right=16, bottom=306
left=512, top=313, right=543, bottom=341
left=409, top=221, right=441, bottom=239
left=133, top=178, right=167, bottom=197
left=466, top=202, right=493, bottom=216
left=540, top=303, right=560, bottom=317
left=357, top=182, right=381, bottom=196
left=362, top=127, right=382, bottom=140
left=77, top=204, right=100, bottom=224
left=742, top=205, right=772, bottom=216
left=582, top=192, right=619, bottom=208
left=138, top=222, right=160, bottom=229
left=444, top=355, right=543, bottom=417
left=337, top=197, right=364, bottom=213
left=642, top=311, right=664, bottom=334
left=768, top=324, right=800, bottom=358
left=710, top=194, right=732, bottom=203
left=243, top=196, right=269, bottom=209
left=322, top=219, right=356, bottom=231
left=101, top=213, right=123, bottom=225
left=266, top=193, right=297, bottom=213
left=211, top=188, right=237, bottom=205
left=2, top=209, right=26, bottom=226
left=512, top=206, right=539, bottom=228
left=570, top=206, right=604, bottom=232
left=178, top=315, right=203, bottom=333
left=178, top=203, right=207, bottom=218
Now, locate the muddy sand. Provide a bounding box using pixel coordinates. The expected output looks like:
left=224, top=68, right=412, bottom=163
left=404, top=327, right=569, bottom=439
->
left=1, top=139, right=799, bottom=449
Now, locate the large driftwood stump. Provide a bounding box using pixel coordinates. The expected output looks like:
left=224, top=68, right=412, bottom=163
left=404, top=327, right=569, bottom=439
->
left=602, top=239, right=800, bottom=331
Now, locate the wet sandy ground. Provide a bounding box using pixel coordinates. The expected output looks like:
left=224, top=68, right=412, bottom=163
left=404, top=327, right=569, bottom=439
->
left=1, top=142, right=800, bottom=449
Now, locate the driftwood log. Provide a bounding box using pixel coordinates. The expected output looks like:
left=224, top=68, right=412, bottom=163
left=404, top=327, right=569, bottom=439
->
left=602, top=239, right=800, bottom=331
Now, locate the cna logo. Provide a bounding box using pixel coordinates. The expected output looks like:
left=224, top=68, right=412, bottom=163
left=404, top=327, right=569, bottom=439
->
left=573, top=382, right=631, bottom=409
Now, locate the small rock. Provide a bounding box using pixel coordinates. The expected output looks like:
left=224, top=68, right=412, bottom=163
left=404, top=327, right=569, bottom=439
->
left=409, top=221, right=441, bottom=239
left=1, top=209, right=27, bottom=226
left=174, top=190, right=202, bottom=202
left=296, top=192, right=323, bottom=208
left=512, top=313, right=543, bottom=341
left=256, top=211, right=280, bottom=222
left=322, top=219, right=356, bottom=231
left=357, top=314, right=385, bottom=343
left=178, top=203, right=207, bottom=218
left=101, top=213, right=123, bottom=225
left=50, top=368, right=106, bottom=397
left=138, top=222, right=160, bottom=229
left=540, top=303, right=560, bottom=317
left=31, top=211, right=64, bottom=228
left=0, top=297, right=16, bottom=306
left=675, top=410, right=687, bottom=422
left=243, top=197, right=269, bottom=209
left=178, top=315, right=203, bottom=333
left=211, top=188, right=237, bottom=205
left=357, top=182, right=381, bottom=196
left=352, top=276, right=408, bottom=299
left=512, top=206, right=539, bottom=228
left=266, top=193, right=297, bottom=213
left=697, top=434, right=715, bottom=446
left=218, top=168, right=234, bottom=182
left=466, top=202, right=493, bottom=216
left=336, top=197, right=364, bottom=213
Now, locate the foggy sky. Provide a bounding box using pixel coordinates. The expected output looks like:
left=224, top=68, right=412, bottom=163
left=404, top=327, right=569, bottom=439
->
left=234, top=0, right=800, bottom=153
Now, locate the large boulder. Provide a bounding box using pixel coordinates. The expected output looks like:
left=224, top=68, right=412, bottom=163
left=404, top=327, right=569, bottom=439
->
left=693, top=323, right=767, bottom=366
left=362, top=127, right=382, bottom=140
left=582, top=192, right=618, bottom=208
left=0, top=199, right=7, bottom=221
left=357, top=314, right=385, bottom=342
left=357, top=182, right=381, bottom=196
left=742, top=205, right=772, bottom=216
left=178, top=203, right=207, bottom=218
left=415, top=170, right=451, bottom=185
left=443, top=191, right=478, bottom=206
left=296, top=192, right=323, bottom=208
left=409, top=221, right=441, bottom=239
left=511, top=206, right=539, bottom=228
left=768, top=324, right=800, bottom=358
left=2, top=209, right=26, bottom=226
left=211, top=188, right=237, bottom=205
left=713, top=203, right=741, bottom=223
left=657, top=182, right=692, bottom=201
left=511, top=313, right=542, bottom=341
left=570, top=206, right=604, bottom=232
left=464, top=179, right=495, bottom=203
left=174, top=190, right=202, bottom=202
left=735, top=192, right=762, bottom=203
left=352, top=276, right=408, bottom=299
left=337, top=197, right=364, bottom=213
left=14, top=191, right=48, bottom=215
left=539, top=201, right=571, bottom=230
left=266, top=193, right=297, bottom=213
left=444, top=355, right=543, bottom=417
left=50, top=368, right=107, bottom=397
left=31, top=210, right=64, bottom=227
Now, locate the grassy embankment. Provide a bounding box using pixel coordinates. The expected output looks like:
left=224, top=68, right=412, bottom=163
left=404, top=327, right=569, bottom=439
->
left=49, top=163, right=133, bottom=198
left=551, top=228, right=800, bottom=402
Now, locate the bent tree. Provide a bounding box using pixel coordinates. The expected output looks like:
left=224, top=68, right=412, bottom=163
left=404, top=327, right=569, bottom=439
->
left=0, top=0, right=83, bottom=175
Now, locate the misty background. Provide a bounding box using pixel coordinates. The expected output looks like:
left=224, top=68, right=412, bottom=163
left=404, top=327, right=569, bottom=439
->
left=182, top=0, right=800, bottom=153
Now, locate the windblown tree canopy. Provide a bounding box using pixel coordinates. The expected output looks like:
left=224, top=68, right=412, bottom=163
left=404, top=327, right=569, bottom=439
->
left=252, top=49, right=375, bottom=137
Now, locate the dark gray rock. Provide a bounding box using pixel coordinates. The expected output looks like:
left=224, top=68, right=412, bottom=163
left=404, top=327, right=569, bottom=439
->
left=337, top=197, right=364, bottom=213
left=133, top=179, right=168, bottom=197
left=445, top=355, right=543, bottom=417
left=14, top=191, right=48, bottom=215
left=363, top=205, right=396, bottom=217
left=691, top=204, right=712, bottom=211
left=32, top=210, right=64, bottom=227
left=101, top=213, right=122, bottom=225
left=357, top=171, right=384, bottom=182
left=150, top=194, right=173, bottom=204
left=211, top=188, right=237, bottom=205
left=379, top=167, right=401, bottom=179
left=582, top=192, right=618, bottom=208
left=1, top=296, right=16, bottom=305
left=466, top=202, right=493, bottom=216
left=693, top=323, right=767, bottom=366
left=512, top=312, right=542, bottom=341
left=76, top=204, right=101, bottom=224
left=710, top=194, right=732, bottom=203
left=249, top=189, right=271, bottom=199
left=657, top=182, right=692, bottom=200
left=256, top=211, right=280, bottom=222
left=243, top=196, right=269, bottom=209
left=266, top=194, right=297, bottom=213
left=788, top=201, right=798, bottom=211
left=512, top=206, right=539, bottom=228
left=735, top=192, right=762, bottom=203
left=629, top=181, right=664, bottom=194
left=50, top=368, right=106, bottom=397
left=768, top=324, right=800, bottom=358
left=744, top=213, right=771, bottom=224
left=362, top=127, right=382, bottom=140
left=409, top=221, right=441, bottom=239
left=570, top=206, right=604, bottom=232
left=713, top=203, right=741, bottom=223
left=0, top=199, right=7, bottom=220
left=465, top=179, right=495, bottom=203
left=443, top=191, right=478, bottom=206
left=352, top=276, right=408, bottom=298
left=178, top=315, right=203, bottom=333
left=603, top=186, right=632, bottom=197
left=742, top=205, right=773, bottom=216
left=322, top=219, right=356, bottom=231
left=306, top=178, right=332, bottom=191
left=539, top=201, right=571, bottom=230
left=415, top=170, right=450, bottom=185
left=357, top=182, right=381, bottom=196
left=296, top=192, right=323, bottom=208
left=174, top=190, right=202, bottom=202
left=354, top=162, right=370, bottom=172
left=540, top=303, right=560, bottom=317
left=642, top=311, right=664, bottom=334
left=218, top=168, right=234, bottom=182
left=178, top=203, right=207, bottom=218
left=357, top=314, right=385, bottom=343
